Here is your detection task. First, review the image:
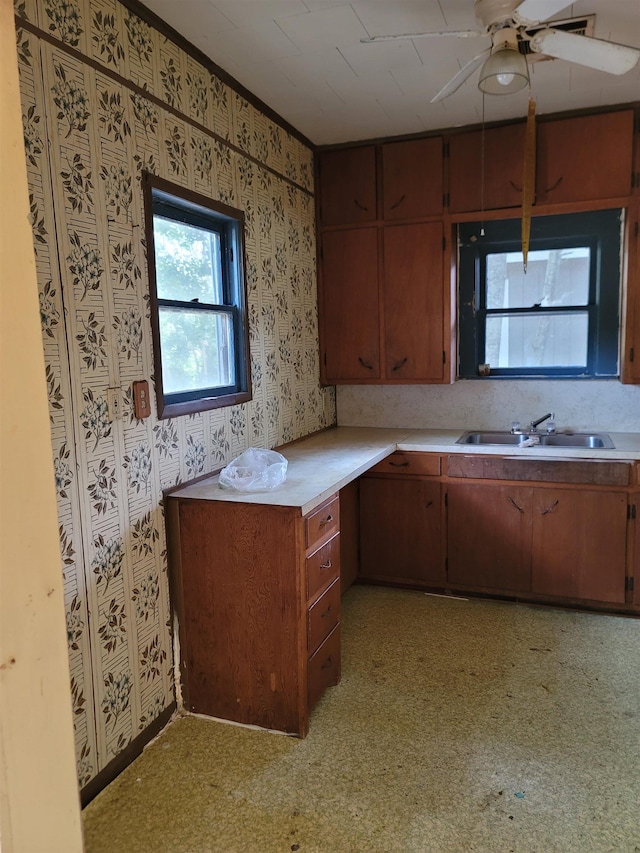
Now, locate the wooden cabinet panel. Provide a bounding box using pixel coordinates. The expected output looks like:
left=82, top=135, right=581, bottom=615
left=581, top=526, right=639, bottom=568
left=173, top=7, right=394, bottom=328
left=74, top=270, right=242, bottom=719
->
left=321, top=228, right=380, bottom=381
left=360, top=476, right=444, bottom=584
left=448, top=123, right=526, bottom=213
left=447, top=482, right=533, bottom=592
left=307, top=578, right=340, bottom=652
left=318, top=146, right=376, bottom=226
left=622, top=200, right=640, bottom=384
left=306, top=494, right=339, bottom=548
left=308, top=625, right=341, bottom=711
left=306, top=534, right=340, bottom=601
left=531, top=488, right=628, bottom=603
left=536, top=111, right=634, bottom=205
left=383, top=222, right=444, bottom=380
left=369, top=451, right=441, bottom=477
left=339, top=481, right=359, bottom=593
left=382, top=137, right=443, bottom=220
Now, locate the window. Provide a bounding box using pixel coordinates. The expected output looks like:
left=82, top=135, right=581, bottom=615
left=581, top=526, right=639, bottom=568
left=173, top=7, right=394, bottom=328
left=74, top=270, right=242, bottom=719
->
left=143, top=174, right=251, bottom=418
left=458, top=210, right=622, bottom=379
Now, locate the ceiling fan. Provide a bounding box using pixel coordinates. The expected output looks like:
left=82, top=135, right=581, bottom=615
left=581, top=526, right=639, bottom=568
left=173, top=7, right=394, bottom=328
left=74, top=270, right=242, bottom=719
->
left=360, top=0, right=640, bottom=102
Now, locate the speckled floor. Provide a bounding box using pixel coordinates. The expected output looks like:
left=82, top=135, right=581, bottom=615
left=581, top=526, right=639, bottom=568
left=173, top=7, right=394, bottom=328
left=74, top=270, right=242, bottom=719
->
left=83, top=587, right=640, bottom=853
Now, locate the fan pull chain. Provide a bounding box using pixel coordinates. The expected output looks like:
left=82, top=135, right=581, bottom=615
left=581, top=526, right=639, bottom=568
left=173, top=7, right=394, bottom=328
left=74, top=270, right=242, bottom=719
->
left=480, top=93, right=486, bottom=237
left=521, top=96, right=537, bottom=273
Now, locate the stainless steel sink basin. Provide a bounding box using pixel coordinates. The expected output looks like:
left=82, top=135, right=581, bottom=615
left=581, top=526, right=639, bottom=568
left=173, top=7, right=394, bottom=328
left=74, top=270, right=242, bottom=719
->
left=456, top=431, right=615, bottom=448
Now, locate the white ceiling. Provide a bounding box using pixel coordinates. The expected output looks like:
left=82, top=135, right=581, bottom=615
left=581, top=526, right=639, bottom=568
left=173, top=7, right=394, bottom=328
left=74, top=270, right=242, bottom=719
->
left=140, top=0, right=640, bottom=145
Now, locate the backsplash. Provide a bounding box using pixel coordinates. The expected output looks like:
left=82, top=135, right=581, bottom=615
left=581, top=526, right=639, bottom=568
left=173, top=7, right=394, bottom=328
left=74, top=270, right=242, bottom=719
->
left=337, top=380, right=640, bottom=433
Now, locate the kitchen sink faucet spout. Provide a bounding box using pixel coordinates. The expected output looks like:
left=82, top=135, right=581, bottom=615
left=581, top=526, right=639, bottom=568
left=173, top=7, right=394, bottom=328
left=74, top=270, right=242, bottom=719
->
left=530, top=412, right=553, bottom=432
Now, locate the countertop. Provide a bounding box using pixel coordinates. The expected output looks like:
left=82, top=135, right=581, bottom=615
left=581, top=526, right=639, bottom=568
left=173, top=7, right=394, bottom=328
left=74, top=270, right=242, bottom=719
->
left=169, top=426, right=640, bottom=515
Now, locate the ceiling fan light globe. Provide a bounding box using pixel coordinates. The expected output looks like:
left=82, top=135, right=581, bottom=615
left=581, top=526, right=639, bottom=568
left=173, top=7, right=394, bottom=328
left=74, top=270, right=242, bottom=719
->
left=478, top=46, right=529, bottom=94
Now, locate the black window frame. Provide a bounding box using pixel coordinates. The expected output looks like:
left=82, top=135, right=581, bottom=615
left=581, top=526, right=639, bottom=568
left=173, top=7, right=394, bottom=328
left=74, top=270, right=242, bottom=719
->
left=143, top=173, right=251, bottom=419
left=458, top=209, right=623, bottom=379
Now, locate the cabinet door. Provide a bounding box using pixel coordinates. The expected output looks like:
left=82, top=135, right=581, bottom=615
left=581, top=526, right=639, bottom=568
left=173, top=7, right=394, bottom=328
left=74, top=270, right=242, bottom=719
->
left=532, top=488, right=628, bottom=603
left=447, top=482, right=532, bottom=592
left=360, top=476, right=444, bottom=585
left=622, top=202, right=640, bottom=384
left=321, top=227, right=380, bottom=381
left=382, top=137, right=443, bottom=220
left=448, top=123, right=526, bottom=213
left=382, top=222, right=445, bottom=381
left=536, top=111, right=634, bottom=205
left=318, top=146, right=376, bottom=226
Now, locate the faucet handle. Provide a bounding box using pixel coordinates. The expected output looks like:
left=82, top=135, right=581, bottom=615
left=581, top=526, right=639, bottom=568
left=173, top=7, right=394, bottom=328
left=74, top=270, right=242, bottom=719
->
left=546, top=413, right=556, bottom=434
left=511, top=421, right=521, bottom=434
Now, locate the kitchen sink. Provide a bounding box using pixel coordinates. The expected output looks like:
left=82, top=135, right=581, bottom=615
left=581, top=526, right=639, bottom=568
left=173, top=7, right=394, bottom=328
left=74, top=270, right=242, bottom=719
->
left=456, top=431, right=615, bottom=448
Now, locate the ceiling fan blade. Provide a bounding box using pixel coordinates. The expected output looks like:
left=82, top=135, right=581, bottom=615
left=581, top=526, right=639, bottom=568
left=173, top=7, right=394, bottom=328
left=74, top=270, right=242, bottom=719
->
left=513, top=0, right=572, bottom=27
left=529, top=28, right=640, bottom=75
left=361, top=30, right=483, bottom=44
left=430, top=49, right=491, bottom=103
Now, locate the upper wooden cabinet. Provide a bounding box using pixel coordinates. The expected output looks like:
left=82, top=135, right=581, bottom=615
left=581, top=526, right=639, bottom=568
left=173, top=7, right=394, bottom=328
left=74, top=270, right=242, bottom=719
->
left=317, top=146, right=377, bottom=226
left=448, top=122, right=527, bottom=213
left=381, top=137, right=443, bottom=220
left=321, top=227, right=381, bottom=382
left=536, top=110, right=634, bottom=205
left=383, top=222, right=444, bottom=381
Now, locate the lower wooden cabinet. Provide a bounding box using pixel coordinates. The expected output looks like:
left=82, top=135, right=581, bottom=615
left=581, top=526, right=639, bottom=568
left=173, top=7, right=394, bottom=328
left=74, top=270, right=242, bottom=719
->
left=359, top=475, right=445, bottom=585
left=167, top=492, right=342, bottom=737
left=447, top=482, right=532, bottom=593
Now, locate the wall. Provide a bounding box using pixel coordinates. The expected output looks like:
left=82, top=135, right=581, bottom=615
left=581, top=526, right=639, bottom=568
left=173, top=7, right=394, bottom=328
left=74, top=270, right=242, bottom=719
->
left=15, top=0, right=332, bottom=792
left=337, top=380, right=640, bottom=433
left=0, top=0, right=83, bottom=846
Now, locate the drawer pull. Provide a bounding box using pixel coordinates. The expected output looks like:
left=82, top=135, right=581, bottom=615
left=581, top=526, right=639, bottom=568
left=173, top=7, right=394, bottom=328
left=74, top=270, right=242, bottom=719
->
left=358, top=357, right=374, bottom=370
left=320, top=560, right=332, bottom=570
left=389, top=461, right=409, bottom=467
left=321, top=606, right=332, bottom=618
left=319, top=514, right=334, bottom=527
left=508, top=496, right=525, bottom=514
left=541, top=499, right=559, bottom=516
left=321, top=656, right=333, bottom=670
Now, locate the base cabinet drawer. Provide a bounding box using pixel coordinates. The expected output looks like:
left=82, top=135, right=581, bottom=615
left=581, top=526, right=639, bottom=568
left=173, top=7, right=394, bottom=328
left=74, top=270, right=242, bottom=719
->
left=308, top=577, right=340, bottom=652
left=308, top=624, right=341, bottom=711
left=306, top=534, right=340, bottom=600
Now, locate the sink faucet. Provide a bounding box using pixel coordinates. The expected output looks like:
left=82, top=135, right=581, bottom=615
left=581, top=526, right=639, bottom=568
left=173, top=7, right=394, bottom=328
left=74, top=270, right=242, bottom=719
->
left=530, top=412, right=555, bottom=433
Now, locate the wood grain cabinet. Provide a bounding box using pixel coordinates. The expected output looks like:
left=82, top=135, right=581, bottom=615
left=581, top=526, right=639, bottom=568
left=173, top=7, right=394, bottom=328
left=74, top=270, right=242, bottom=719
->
left=167, top=492, right=341, bottom=737
left=536, top=110, right=634, bottom=205
left=359, top=456, right=445, bottom=586
left=448, top=122, right=527, bottom=213
left=318, top=146, right=377, bottom=226
left=445, top=460, right=633, bottom=606
left=382, top=137, right=443, bottom=220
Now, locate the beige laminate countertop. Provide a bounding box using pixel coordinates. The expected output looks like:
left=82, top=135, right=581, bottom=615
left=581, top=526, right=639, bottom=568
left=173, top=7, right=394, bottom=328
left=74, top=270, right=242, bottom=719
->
left=169, top=426, right=640, bottom=515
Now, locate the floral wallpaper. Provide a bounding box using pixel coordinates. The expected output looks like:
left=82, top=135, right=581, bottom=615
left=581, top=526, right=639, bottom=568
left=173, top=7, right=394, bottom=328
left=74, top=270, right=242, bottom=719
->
left=15, top=0, right=333, bottom=791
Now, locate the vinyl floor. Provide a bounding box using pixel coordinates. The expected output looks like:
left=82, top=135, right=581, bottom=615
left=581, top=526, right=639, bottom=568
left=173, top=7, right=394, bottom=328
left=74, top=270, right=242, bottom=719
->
left=83, top=586, right=640, bottom=853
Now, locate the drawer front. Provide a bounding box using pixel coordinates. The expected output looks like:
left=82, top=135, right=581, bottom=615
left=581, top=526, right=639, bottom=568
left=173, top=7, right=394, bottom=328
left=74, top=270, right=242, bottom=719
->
left=368, top=452, right=441, bottom=477
left=305, top=495, right=339, bottom=548
left=308, top=577, right=340, bottom=653
left=306, top=534, right=340, bottom=600
left=308, top=624, right=340, bottom=711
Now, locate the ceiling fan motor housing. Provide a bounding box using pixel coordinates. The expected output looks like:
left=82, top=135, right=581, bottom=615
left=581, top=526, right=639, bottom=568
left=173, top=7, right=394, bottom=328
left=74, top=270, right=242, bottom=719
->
left=475, top=0, right=522, bottom=31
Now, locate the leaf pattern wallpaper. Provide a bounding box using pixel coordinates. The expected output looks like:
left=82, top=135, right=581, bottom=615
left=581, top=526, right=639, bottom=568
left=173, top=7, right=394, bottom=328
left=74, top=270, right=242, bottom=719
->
left=15, top=0, right=334, bottom=792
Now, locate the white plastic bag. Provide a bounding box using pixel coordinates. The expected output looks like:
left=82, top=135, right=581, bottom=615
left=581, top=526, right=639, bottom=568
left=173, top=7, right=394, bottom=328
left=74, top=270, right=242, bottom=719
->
left=218, top=447, right=288, bottom=492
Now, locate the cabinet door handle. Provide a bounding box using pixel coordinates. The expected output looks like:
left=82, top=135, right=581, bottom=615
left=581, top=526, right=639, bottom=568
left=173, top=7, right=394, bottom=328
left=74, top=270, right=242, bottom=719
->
left=425, top=500, right=433, bottom=510
left=508, top=179, right=522, bottom=192
left=353, top=199, right=369, bottom=212
left=321, top=606, right=332, bottom=618
left=319, top=514, right=333, bottom=527
left=508, top=496, right=524, bottom=514
left=389, top=194, right=406, bottom=210
left=392, top=357, right=408, bottom=371
left=389, top=461, right=409, bottom=467
left=541, top=500, right=559, bottom=516
left=321, top=656, right=333, bottom=670
left=543, top=176, right=563, bottom=195
left=320, top=559, right=332, bottom=570
left=358, top=357, right=374, bottom=370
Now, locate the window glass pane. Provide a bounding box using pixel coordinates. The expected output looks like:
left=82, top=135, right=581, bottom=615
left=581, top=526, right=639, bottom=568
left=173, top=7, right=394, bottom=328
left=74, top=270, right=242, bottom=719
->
left=485, top=312, right=588, bottom=369
left=486, top=248, right=590, bottom=309
left=153, top=216, right=223, bottom=304
left=159, top=307, right=234, bottom=393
